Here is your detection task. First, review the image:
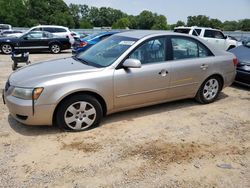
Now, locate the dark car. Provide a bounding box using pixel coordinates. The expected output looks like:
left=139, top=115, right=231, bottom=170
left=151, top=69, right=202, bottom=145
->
left=229, top=40, right=250, bottom=87
left=72, top=31, right=119, bottom=54
left=0, top=31, right=71, bottom=54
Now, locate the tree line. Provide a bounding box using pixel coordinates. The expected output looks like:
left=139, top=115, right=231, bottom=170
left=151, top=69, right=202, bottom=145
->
left=0, top=0, right=249, bottom=31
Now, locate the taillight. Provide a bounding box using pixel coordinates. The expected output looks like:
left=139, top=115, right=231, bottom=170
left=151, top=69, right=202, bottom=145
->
left=80, top=41, right=87, bottom=47
left=233, top=58, right=238, bottom=66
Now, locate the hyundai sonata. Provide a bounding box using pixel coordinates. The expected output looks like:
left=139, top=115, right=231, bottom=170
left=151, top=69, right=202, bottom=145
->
left=2, top=31, right=237, bottom=131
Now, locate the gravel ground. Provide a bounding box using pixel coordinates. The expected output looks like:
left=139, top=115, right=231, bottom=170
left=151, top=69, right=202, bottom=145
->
left=0, top=51, right=249, bottom=188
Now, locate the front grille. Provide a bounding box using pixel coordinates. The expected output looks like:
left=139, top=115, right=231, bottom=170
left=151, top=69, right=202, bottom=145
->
left=5, top=80, right=10, bottom=92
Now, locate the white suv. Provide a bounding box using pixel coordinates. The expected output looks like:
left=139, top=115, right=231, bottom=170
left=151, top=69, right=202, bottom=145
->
left=174, top=26, right=238, bottom=51
left=28, top=25, right=74, bottom=45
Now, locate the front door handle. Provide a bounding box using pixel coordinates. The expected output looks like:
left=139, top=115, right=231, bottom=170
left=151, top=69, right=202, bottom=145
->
left=159, top=69, right=168, bottom=77
left=200, top=64, right=208, bottom=70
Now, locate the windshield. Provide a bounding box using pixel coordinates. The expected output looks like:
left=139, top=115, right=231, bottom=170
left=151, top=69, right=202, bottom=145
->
left=77, top=35, right=138, bottom=67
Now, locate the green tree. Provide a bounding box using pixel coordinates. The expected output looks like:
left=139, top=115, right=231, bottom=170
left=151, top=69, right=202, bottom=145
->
left=239, top=19, right=250, bottom=31
left=137, top=10, right=155, bottom=29
left=176, top=20, right=185, bottom=27
left=151, top=15, right=168, bottom=30
left=187, top=15, right=210, bottom=27
left=223, top=21, right=239, bottom=31
left=69, top=4, right=80, bottom=28
left=79, top=19, right=92, bottom=28
left=0, top=0, right=28, bottom=26
left=26, top=0, right=74, bottom=27
left=209, top=18, right=222, bottom=29
left=112, top=18, right=130, bottom=29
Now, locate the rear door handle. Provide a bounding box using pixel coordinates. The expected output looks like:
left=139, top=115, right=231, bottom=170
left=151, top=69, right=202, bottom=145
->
left=159, top=69, right=168, bottom=77
left=200, top=64, right=208, bottom=70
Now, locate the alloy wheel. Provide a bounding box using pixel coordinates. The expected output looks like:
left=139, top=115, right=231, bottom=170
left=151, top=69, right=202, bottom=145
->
left=51, top=44, right=60, bottom=53
left=2, top=44, right=12, bottom=54
left=203, top=78, right=219, bottom=101
left=64, top=101, right=96, bottom=130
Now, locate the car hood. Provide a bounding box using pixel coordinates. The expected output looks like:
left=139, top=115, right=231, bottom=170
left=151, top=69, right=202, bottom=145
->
left=9, top=57, right=103, bottom=87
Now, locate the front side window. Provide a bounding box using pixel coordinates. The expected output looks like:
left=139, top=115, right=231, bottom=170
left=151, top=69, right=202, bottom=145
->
left=25, top=32, right=43, bottom=39
left=171, top=37, right=211, bottom=60
left=129, top=37, right=166, bottom=64
left=204, top=30, right=225, bottom=39
left=213, top=31, right=225, bottom=39
left=77, top=35, right=138, bottom=67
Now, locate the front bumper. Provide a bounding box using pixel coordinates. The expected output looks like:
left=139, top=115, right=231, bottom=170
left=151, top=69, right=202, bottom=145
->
left=3, top=90, right=55, bottom=126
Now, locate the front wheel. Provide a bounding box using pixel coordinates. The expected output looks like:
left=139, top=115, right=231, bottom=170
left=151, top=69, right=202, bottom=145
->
left=50, top=44, right=61, bottom=54
left=1, top=44, right=13, bottom=54
left=195, top=76, right=222, bottom=104
left=56, top=94, right=103, bottom=131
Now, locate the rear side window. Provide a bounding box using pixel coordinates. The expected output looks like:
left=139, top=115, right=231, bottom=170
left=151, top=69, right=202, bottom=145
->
left=43, top=27, right=55, bottom=32
left=192, top=29, right=201, bottom=36
left=171, top=37, right=212, bottom=60
left=204, top=30, right=225, bottom=39
left=174, top=29, right=191, bottom=34
left=53, top=28, right=67, bottom=33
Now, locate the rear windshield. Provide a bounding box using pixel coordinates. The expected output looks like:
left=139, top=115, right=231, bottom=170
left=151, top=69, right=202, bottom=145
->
left=174, top=29, right=191, bottom=34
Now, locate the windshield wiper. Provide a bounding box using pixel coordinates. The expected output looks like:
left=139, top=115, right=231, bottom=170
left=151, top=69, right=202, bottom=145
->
left=72, top=56, right=89, bottom=65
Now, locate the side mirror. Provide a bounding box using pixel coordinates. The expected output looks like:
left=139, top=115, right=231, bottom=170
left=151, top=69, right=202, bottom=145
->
left=123, top=59, right=141, bottom=68
left=23, top=36, right=28, bottom=40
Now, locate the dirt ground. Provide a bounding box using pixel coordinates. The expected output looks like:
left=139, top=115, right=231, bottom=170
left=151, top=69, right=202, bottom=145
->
left=0, top=51, right=249, bottom=188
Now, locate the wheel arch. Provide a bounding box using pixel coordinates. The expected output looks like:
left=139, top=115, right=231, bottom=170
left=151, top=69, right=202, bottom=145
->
left=52, top=90, right=107, bottom=125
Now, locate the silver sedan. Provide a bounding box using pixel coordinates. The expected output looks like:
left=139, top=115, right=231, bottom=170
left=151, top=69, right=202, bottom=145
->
left=3, top=31, right=237, bottom=131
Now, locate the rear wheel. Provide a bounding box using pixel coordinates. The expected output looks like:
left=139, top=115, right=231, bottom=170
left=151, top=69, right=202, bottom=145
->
left=195, top=76, right=222, bottom=104
left=50, top=43, right=61, bottom=54
left=56, top=94, right=103, bottom=131
left=1, top=44, right=13, bottom=54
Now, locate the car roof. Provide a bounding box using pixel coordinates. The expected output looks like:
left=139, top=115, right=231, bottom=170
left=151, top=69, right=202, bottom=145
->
left=174, top=26, right=219, bottom=31
left=31, top=25, right=69, bottom=29
left=116, top=30, right=187, bottom=39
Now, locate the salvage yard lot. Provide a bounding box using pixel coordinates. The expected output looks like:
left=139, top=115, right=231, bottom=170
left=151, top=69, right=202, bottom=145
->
left=0, top=51, right=249, bottom=187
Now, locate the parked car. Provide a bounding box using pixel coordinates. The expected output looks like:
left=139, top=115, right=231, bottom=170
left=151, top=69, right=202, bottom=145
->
left=0, top=31, right=71, bottom=54
left=2, top=31, right=236, bottom=131
left=229, top=40, right=250, bottom=86
left=28, top=25, right=74, bottom=44
left=0, top=24, right=12, bottom=32
left=174, top=26, right=238, bottom=51
left=0, top=30, right=23, bottom=38
left=72, top=31, right=119, bottom=54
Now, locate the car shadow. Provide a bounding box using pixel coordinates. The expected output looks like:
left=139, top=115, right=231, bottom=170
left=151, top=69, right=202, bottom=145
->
left=8, top=92, right=229, bottom=136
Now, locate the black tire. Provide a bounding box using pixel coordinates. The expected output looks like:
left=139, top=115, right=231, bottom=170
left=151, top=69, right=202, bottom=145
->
left=195, top=76, right=222, bottom=104
left=50, top=43, right=61, bottom=54
left=56, top=94, right=103, bottom=131
left=1, top=43, right=13, bottom=54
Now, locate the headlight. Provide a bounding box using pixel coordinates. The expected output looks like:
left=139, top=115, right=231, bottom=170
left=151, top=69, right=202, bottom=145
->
left=11, top=87, right=43, bottom=100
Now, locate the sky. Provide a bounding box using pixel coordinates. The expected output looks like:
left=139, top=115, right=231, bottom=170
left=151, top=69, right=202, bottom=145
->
left=64, top=0, right=250, bottom=24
